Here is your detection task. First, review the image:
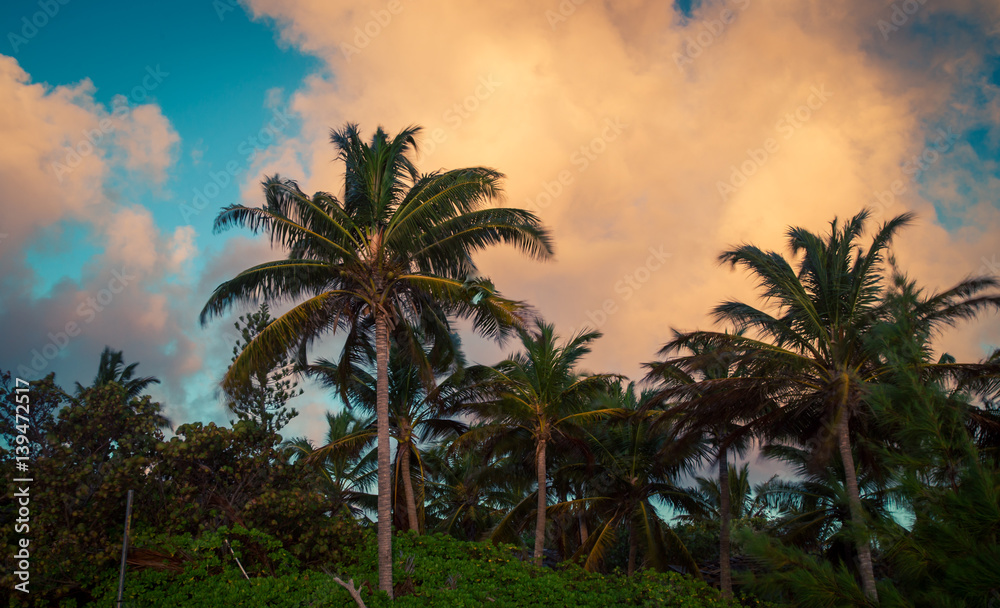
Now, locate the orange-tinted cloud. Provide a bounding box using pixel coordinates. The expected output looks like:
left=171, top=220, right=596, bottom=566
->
left=238, top=0, right=999, bottom=384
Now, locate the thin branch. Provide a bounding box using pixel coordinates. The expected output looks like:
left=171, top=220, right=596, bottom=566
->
left=324, top=569, right=368, bottom=608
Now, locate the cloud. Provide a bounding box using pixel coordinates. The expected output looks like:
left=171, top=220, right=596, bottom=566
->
left=6, top=0, right=996, bottom=454
left=0, top=56, right=107, bottom=281
left=0, top=55, right=205, bottom=425
left=167, top=225, right=198, bottom=274
left=112, top=103, right=180, bottom=185
left=233, top=0, right=999, bottom=394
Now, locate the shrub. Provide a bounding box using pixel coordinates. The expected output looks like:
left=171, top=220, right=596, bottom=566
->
left=93, top=532, right=742, bottom=607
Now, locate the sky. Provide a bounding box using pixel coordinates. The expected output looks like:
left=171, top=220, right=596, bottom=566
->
left=1, top=0, right=999, bottom=462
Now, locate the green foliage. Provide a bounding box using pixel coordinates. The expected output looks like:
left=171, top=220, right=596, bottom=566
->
left=670, top=517, right=770, bottom=567
left=74, top=346, right=162, bottom=401
left=735, top=530, right=895, bottom=608
left=456, top=320, right=620, bottom=562
left=566, top=382, right=702, bottom=576
left=5, top=208, right=1000, bottom=608
left=1, top=382, right=165, bottom=603
left=95, top=567, right=345, bottom=608
left=200, top=122, right=556, bottom=596
left=92, top=533, right=739, bottom=607
left=1, top=374, right=361, bottom=605
left=867, top=319, right=1000, bottom=607
left=671, top=521, right=721, bottom=564
left=304, top=341, right=472, bottom=532
left=423, top=444, right=522, bottom=542
left=227, top=303, right=302, bottom=434
left=282, top=409, right=378, bottom=519
left=0, top=371, right=61, bottom=451
left=151, top=419, right=367, bottom=569
left=739, top=297, right=1000, bottom=608
left=883, top=462, right=1000, bottom=607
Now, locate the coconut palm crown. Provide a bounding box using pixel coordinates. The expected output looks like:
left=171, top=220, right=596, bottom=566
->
left=200, top=123, right=554, bottom=596
left=659, top=209, right=1000, bottom=602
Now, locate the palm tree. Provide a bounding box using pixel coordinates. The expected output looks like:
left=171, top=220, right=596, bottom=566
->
left=70, top=347, right=169, bottom=432
left=570, top=381, right=702, bottom=577
left=871, top=273, right=1000, bottom=477
left=645, top=332, right=757, bottom=599
left=306, top=343, right=470, bottom=532
left=680, top=462, right=773, bottom=527
left=662, top=209, right=1000, bottom=601
left=75, top=346, right=160, bottom=400
left=422, top=443, right=525, bottom=541
left=759, top=444, right=901, bottom=564
left=675, top=462, right=776, bottom=588
left=456, top=320, right=618, bottom=564
left=283, top=409, right=377, bottom=519
left=200, top=123, right=553, bottom=596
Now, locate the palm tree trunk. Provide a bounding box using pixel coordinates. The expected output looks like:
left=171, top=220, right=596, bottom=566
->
left=627, top=523, right=638, bottom=577
left=838, top=409, right=878, bottom=603
left=579, top=512, right=589, bottom=546
left=534, top=437, right=547, bottom=565
left=718, top=444, right=732, bottom=600
left=400, top=438, right=420, bottom=532
left=375, top=313, right=393, bottom=598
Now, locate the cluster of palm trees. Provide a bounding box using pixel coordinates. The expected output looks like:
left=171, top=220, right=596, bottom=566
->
left=201, top=123, right=1000, bottom=603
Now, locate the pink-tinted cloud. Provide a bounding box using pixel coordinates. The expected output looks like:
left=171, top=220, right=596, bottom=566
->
left=0, top=55, right=203, bottom=424
left=112, top=103, right=180, bottom=185
left=0, top=56, right=107, bottom=280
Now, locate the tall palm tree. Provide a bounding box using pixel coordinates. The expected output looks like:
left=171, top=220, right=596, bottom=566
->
left=759, top=444, right=901, bottom=564
left=645, top=332, right=757, bottom=599
left=75, top=346, right=160, bottom=400
left=456, top=320, right=618, bottom=564
left=662, top=209, right=1000, bottom=602
left=200, top=123, right=553, bottom=596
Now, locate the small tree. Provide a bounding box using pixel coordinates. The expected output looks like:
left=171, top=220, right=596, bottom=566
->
left=227, top=303, right=303, bottom=434
left=0, top=371, right=61, bottom=454
left=2, top=381, right=166, bottom=604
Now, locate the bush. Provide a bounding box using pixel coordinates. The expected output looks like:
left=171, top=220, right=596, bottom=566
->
left=93, top=532, right=740, bottom=607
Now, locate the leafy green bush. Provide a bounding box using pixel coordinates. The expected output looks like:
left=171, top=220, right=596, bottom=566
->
left=92, top=532, right=742, bottom=607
